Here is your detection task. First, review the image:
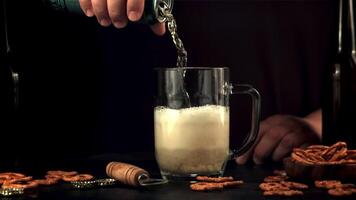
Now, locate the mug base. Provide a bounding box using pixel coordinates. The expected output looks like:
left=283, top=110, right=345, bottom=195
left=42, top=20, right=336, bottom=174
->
left=160, top=170, right=224, bottom=182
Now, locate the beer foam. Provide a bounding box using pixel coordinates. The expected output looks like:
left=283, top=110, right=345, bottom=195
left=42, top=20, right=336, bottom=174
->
left=154, top=105, right=230, bottom=174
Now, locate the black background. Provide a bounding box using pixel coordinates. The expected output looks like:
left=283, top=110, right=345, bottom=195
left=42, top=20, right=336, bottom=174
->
left=0, top=0, right=337, bottom=167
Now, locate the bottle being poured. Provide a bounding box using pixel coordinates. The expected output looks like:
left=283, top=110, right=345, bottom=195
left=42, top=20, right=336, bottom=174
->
left=158, top=1, right=191, bottom=108
left=44, top=0, right=191, bottom=107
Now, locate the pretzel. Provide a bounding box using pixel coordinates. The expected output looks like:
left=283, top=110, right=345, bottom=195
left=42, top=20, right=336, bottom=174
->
left=0, top=176, right=10, bottom=185
left=291, top=141, right=356, bottom=165
left=191, top=176, right=244, bottom=191
left=326, top=183, right=356, bottom=196
left=280, top=181, right=308, bottom=189
left=291, top=151, right=314, bottom=165
left=340, top=159, right=356, bottom=164
left=0, top=173, right=25, bottom=179
left=0, top=173, right=26, bottom=185
left=329, top=146, right=348, bottom=162
left=306, top=145, right=329, bottom=151
left=190, top=182, right=224, bottom=191
left=47, top=170, right=78, bottom=177
left=307, top=153, right=325, bottom=162
left=3, top=176, right=32, bottom=183
left=62, top=174, right=94, bottom=182
left=196, top=176, right=234, bottom=183
left=315, top=180, right=342, bottom=189
left=263, top=175, right=288, bottom=182
left=328, top=187, right=353, bottom=196
left=345, top=150, right=356, bottom=160
left=339, top=183, right=356, bottom=192
left=259, top=182, right=289, bottom=191
left=221, top=180, right=244, bottom=188
left=321, top=142, right=347, bottom=161
left=260, top=172, right=307, bottom=197
left=263, top=190, right=303, bottom=196
left=45, top=174, right=62, bottom=181
left=34, top=178, right=59, bottom=186
left=346, top=150, right=356, bottom=155
left=2, top=177, right=38, bottom=189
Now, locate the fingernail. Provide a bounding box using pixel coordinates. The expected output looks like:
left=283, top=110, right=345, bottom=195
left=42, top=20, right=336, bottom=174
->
left=113, top=21, right=126, bottom=29
left=85, top=9, right=94, bottom=17
left=128, top=11, right=141, bottom=21
left=253, top=156, right=263, bottom=165
left=235, top=157, right=243, bottom=165
left=99, top=18, right=111, bottom=27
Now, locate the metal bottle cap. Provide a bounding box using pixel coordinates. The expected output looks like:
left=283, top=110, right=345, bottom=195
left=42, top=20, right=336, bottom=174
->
left=0, top=188, right=24, bottom=196
left=154, top=0, right=174, bottom=23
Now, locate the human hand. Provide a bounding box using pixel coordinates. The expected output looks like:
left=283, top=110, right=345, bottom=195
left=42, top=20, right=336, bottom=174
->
left=235, top=114, right=321, bottom=165
left=79, top=0, right=166, bottom=35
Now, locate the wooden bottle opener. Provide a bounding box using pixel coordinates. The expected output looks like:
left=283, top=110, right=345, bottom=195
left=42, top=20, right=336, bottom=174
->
left=106, top=161, right=167, bottom=187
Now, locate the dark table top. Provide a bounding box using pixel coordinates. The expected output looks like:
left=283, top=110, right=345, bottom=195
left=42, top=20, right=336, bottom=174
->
left=3, top=153, right=355, bottom=200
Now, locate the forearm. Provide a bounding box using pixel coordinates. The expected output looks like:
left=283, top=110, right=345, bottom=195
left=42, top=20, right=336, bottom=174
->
left=303, top=109, right=322, bottom=140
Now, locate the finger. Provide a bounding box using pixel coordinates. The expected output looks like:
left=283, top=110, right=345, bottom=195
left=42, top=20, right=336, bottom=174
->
left=92, top=0, right=111, bottom=26
left=253, top=126, right=290, bottom=164
left=127, top=0, right=145, bottom=21
left=272, top=132, right=303, bottom=161
left=150, top=23, right=166, bottom=36
left=79, top=0, right=94, bottom=16
left=235, top=122, right=272, bottom=165
left=107, top=0, right=128, bottom=28
left=235, top=136, right=260, bottom=165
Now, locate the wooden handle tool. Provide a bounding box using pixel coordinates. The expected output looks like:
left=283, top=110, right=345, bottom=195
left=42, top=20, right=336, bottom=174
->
left=106, top=161, right=150, bottom=187
left=106, top=161, right=168, bottom=187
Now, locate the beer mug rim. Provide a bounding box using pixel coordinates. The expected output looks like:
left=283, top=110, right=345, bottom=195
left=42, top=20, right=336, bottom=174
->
left=154, top=67, right=229, bottom=71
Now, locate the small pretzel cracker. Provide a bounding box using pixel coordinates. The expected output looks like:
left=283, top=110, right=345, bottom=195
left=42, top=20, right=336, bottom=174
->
left=263, top=190, right=303, bottom=196
left=47, top=170, right=78, bottom=177
left=315, top=180, right=342, bottom=189
left=191, top=176, right=243, bottom=191
left=328, top=188, right=353, bottom=196
left=259, top=182, right=289, bottom=191
left=34, top=178, right=59, bottom=186
left=222, top=180, right=244, bottom=188
left=281, top=181, right=308, bottom=190
left=62, top=174, right=94, bottom=182
left=263, top=175, right=288, bottom=182
left=190, top=182, right=224, bottom=191
left=196, top=176, right=234, bottom=183
left=2, top=177, right=38, bottom=189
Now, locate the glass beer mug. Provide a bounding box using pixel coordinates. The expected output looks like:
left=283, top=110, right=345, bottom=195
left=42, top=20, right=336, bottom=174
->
left=154, top=67, right=261, bottom=180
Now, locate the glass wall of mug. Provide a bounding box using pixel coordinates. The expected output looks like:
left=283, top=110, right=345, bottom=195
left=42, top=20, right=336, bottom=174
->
left=154, top=67, right=260, bottom=181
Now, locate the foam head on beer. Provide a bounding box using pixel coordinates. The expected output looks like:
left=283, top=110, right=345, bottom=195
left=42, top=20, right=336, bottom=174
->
left=154, top=105, right=230, bottom=175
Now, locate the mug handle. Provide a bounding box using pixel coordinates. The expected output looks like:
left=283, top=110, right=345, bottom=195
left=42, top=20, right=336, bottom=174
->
left=230, top=84, right=261, bottom=158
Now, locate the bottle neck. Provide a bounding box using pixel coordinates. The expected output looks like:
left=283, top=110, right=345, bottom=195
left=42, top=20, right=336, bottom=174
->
left=43, top=0, right=174, bottom=24
left=337, top=0, right=356, bottom=64
left=43, top=0, right=84, bottom=15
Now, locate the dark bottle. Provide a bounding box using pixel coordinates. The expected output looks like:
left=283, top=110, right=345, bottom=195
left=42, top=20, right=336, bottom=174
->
left=323, top=0, right=356, bottom=148
left=42, top=0, right=174, bottom=24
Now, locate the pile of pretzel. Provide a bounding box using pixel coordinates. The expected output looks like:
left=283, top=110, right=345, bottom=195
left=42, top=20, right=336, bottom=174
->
left=0, top=170, right=94, bottom=190
left=190, top=176, right=244, bottom=191
left=259, top=170, right=308, bottom=196
left=315, top=180, right=356, bottom=196
left=291, top=141, right=356, bottom=165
